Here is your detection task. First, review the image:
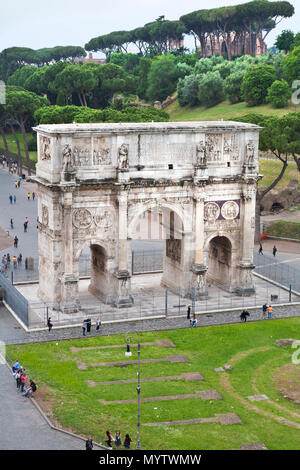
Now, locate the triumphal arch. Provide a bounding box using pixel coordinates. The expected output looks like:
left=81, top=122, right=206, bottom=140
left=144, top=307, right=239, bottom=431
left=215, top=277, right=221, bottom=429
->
left=33, top=121, right=260, bottom=313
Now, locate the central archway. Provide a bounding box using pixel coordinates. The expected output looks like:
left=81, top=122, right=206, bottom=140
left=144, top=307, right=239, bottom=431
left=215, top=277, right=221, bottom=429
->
left=207, top=236, right=232, bottom=291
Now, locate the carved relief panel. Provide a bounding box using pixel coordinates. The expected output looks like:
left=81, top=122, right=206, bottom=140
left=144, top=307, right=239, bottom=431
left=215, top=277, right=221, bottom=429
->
left=93, top=137, right=111, bottom=165
left=40, top=136, right=51, bottom=161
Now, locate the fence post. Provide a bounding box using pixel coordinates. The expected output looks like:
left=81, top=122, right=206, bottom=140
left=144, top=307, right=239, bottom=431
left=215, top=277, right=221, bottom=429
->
left=131, top=251, right=134, bottom=275
left=289, top=284, right=292, bottom=303
left=165, top=288, right=168, bottom=317
left=192, top=287, right=195, bottom=316
left=11, top=271, right=13, bottom=285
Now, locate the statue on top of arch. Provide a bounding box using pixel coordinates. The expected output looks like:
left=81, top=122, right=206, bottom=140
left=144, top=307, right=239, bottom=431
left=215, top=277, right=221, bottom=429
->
left=118, top=143, right=129, bottom=170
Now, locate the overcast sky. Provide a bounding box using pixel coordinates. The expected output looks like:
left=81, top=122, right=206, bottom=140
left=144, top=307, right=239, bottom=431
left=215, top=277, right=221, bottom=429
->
left=1, top=0, right=299, bottom=54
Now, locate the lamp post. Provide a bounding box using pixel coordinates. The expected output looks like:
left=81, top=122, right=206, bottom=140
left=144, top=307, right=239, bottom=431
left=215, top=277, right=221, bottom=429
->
left=124, top=333, right=141, bottom=450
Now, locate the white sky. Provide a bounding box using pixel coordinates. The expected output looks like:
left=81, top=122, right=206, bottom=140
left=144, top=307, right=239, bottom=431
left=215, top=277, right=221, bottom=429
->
left=1, top=0, right=299, bottom=54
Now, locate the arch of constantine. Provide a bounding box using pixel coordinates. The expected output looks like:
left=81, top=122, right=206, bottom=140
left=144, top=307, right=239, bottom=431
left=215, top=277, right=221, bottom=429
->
left=33, top=121, right=260, bottom=313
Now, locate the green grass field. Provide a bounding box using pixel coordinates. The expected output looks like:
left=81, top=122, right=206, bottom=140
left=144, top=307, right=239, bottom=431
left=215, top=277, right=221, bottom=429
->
left=166, top=98, right=300, bottom=122
left=4, top=133, right=37, bottom=164
left=6, top=318, right=300, bottom=450
left=258, top=159, right=299, bottom=189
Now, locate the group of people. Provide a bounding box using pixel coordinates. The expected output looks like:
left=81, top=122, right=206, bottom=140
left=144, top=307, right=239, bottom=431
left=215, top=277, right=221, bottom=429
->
left=186, top=305, right=198, bottom=327
left=104, top=430, right=132, bottom=450
left=12, top=360, right=37, bottom=398
left=1, top=253, right=30, bottom=271
left=258, top=243, right=278, bottom=257
left=262, top=302, right=273, bottom=319
left=82, top=318, right=101, bottom=336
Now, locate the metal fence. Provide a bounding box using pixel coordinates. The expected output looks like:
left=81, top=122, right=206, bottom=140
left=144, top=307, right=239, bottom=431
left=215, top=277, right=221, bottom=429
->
left=253, top=252, right=300, bottom=294
left=0, top=271, right=29, bottom=326
left=132, top=250, right=163, bottom=274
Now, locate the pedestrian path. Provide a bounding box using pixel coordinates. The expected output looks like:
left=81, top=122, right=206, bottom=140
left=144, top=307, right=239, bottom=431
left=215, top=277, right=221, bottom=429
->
left=0, top=362, right=84, bottom=450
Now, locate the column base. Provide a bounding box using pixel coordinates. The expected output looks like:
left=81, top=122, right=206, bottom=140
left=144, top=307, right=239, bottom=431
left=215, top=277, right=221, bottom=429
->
left=234, top=262, right=256, bottom=297
left=113, top=270, right=134, bottom=308
left=191, top=263, right=208, bottom=299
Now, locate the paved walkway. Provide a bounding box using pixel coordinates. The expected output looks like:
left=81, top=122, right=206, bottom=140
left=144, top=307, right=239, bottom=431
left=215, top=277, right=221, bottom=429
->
left=0, top=362, right=84, bottom=450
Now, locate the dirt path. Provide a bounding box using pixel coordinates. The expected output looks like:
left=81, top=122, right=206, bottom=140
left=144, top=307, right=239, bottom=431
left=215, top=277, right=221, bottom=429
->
left=0, top=226, right=13, bottom=251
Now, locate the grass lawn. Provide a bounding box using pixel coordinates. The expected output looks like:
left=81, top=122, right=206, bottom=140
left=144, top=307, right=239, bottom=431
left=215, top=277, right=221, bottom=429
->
left=166, top=99, right=300, bottom=122
left=1, top=132, right=37, bottom=166
left=258, top=159, right=299, bottom=189
left=6, top=318, right=300, bottom=450
left=263, top=220, right=300, bottom=240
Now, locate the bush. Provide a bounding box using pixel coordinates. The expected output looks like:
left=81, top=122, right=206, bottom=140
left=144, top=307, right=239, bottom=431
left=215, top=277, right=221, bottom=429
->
left=241, top=64, right=276, bottom=106
left=224, top=70, right=245, bottom=104
left=267, top=80, right=291, bottom=108
left=197, top=71, right=224, bottom=108
left=177, top=74, right=199, bottom=107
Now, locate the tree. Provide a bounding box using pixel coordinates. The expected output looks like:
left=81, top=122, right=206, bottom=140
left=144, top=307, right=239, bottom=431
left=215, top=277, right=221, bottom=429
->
left=224, top=70, right=245, bottom=103
left=267, top=79, right=291, bottom=108
left=177, top=74, right=199, bottom=107
left=146, top=55, right=180, bottom=102
left=7, top=66, right=37, bottom=88
left=236, top=113, right=296, bottom=241
left=275, top=30, right=295, bottom=53
left=197, top=71, right=224, bottom=107
left=5, top=89, right=48, bottom=174
left=241, top=64, right=276, bottom=105
left=281, top=46, right=300, bottom=84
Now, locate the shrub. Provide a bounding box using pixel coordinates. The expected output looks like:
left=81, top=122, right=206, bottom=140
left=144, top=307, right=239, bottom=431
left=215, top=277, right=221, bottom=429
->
left=267, top=80, right=291, bottom=108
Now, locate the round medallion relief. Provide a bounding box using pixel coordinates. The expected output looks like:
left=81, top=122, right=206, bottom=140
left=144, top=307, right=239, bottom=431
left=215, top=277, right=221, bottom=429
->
left=204, top=202, right=220, bottom=221
left=73, top=208, right=93, bottom=229
left=221, top=201, right=239, bottom=220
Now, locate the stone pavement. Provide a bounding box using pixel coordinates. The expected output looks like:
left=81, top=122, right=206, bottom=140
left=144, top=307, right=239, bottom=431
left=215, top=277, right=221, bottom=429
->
left=0, top=362, right=85, bottom=450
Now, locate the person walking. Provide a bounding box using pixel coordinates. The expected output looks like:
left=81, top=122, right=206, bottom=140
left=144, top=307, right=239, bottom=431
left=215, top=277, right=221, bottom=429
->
left=191, top=314, right=197, bottom=327
left=115, top=431, right=121, bottom=450
left=27, top=192, right=31, bottom=201
left=262, top=303, right=268, bottom=320
left=268, top=305, right=273, bottom=319
left=17, top=253, right=22, bottom=266
left=96, top=318, right=101, bottom=331
left=9, top=194, right=13, bottom=204
left=32, top=192, right=36, bottom=200
left=240, top=309, right=250, bottom=322
left=47, top=317, right=53, bottom=332
left=123, top=434, right=132, bottom=450
left=273, top=245, right=277, bottom=257
left=13, top=195, right=16, bottom=204
left=86, top=318, right=91, bottom=333
left=258, top=243, right=263, bottom=255
left=25, top=257, right=28, bottom=270
left=105, top=431, right=114, bottom=448
left=12, top=255, right=17, bottom=269
left=187, top=305, right=191, bottom=320
left=14, top=235, right=18, bottom=248
left=6, top=254, right=10, bottom=267
left=10, top=218, right=13, bottom=229
left=82, top=321, right=86, bottom=336
left=24, top=221, right=28, bottom=232
left=85, top=438, right=93, bottom=451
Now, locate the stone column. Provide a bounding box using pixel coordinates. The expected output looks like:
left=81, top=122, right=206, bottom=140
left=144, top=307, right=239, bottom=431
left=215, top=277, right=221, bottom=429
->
left=192, top=194, right=208, bottom=298
left=114, top=191, right=133, bottom=307
left=236, top=185, right=256, bottom=296
left=61, top=190, right=79, bottom=313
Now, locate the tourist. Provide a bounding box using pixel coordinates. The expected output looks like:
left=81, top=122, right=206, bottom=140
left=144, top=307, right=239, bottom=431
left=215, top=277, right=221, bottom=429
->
left=268, top=305, right=273, bottom=319
left=9, top=194, right=13, bottom=204
left=14, top=235, right=18, bottom=248
left=82, top=322, right=86, bottom=336
left=258, top=243, right=263, bottom=255
left=191, top=314, right=197, bottom=327
left=12, top=360, right=20, bottom=373
left=23, top=379, right=37, bottom=398
left=32, top=192, right=36, bottom=200
left=240, top=309, right=250, bottom=322
left=187, top=305, right=191, bottom=320
left=85, top=438, right=93, bottom=451
left=6, top=254, right=10, bottom=267
left=12, top=255, right=17, bottom=269
left=13, top=195, right=16, bottom=204
left=10, top=218, right=13, bottom=229
left=273, top=245, right=277, bottom=257
left=24, top=221, right=28, bottom=232
left=96, top=318, right=101, bottom=331
left=27, top=192, right=31, bottom=201
left=115, top=431, right=121, bottom=450
left=262, top=303, right=268, bottom=320
left=25, top=258, right=28, bottom=270
left=123, top=434, right=132, bottom=450
left=86, top=318, right=91, bottom=333
left=20, top=372, right=26, bottom=393
left=105, top=430, right=114, bottom=448
left=17, top=253, right=22, bottom=266
left=15, top=370, right=21, bottom=390
left=15, top=181, right=18, bottom=189
left=47, top=317, right=53, bottom=332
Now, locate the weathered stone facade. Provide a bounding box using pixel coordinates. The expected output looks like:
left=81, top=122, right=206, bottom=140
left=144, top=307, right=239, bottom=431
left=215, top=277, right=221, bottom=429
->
left=33, top=122, right=260, bottom=313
